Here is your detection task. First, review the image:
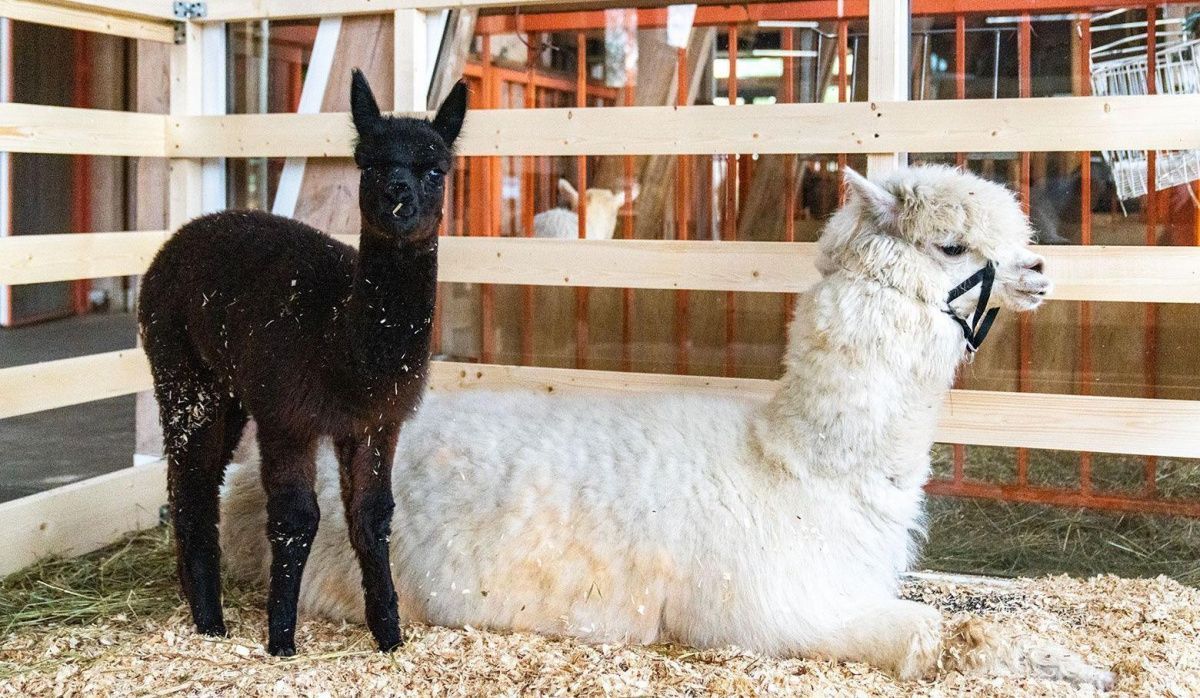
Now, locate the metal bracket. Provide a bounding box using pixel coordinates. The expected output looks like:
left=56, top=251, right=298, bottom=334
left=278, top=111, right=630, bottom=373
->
left=173, top=0, right=206, bottom=42
left=173, top=1, right=206, bottom=19
left=173, top=1, right=206, bottom=43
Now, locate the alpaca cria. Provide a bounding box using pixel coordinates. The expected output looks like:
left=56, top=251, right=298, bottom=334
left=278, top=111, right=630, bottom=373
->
left=532, top=178, right=638, bottom=239
left=221, top=166, right=1112, bottom=687
left=140, top=71, right=466, bottom=656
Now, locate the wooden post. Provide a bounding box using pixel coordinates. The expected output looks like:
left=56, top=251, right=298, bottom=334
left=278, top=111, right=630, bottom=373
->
left=199, top=22, right=226, bottom=214
left=866, top=0, right=909, bottom=177
left=133, top=36, right=170, bottom=463
left=140, top=18, right=223, bottom=463
left=0, top=17, right=11, bottom=327
left=168, top=20, right=203, bottom=230
left=393, top=9, right=428, bottom=111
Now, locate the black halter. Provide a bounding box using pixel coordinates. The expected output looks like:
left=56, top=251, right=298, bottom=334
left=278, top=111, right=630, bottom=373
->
left=944, top=261, right=999, bottom=354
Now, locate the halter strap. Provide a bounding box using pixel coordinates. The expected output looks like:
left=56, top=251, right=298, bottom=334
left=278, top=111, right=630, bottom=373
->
left=944, top=261, right=999, bottom=353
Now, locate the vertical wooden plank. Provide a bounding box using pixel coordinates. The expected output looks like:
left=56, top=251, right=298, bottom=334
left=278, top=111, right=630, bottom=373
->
left=393, top=9, right=428, bottom=111
left=723, top=24, right=738, bottom=377
left=0, top=18, right=10, bottom=327
left=1143, top=3, right=1159, bottom=495
left=675, top=45, right=690, bottom=375
left=1077, top=15, right=1093, bottom=494
left=1016, top=14, right=1032, bottom=486
left=133, top=37, right=170, bottom=461
left=866, top=0, right=909, bottom=177
left=479, top=33, right=494, bottom=363
left=168, top=20, right=203, bottom=230
left=574, top=30, right=588, bottom=370
left=521, top=32, right=536, bottom=366
left=953, top=14, right=966, bottom=169
left=781, top=27, right=796, bottom=326
left=199, top=23, right=226, bottom=214
left=621, top=82, right=634, bottom=373
left=836, top=19, right=848, bottom=200
left=951, top=12, right=966, bottom=481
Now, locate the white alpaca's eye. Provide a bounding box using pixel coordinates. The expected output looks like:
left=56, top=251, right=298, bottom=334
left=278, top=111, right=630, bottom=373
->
left=939, top=244, right=967, bottom=257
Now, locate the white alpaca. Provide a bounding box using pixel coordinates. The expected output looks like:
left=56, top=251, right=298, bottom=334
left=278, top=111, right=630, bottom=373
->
left=532, top=178, right=638, bottom=239
left=221, top=166, right=1112, bottom=688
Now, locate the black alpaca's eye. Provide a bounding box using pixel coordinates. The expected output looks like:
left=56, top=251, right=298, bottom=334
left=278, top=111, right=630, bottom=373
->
left=425, top=169, right=446, bottom=184
left=939, top=244, right=967, bottom=257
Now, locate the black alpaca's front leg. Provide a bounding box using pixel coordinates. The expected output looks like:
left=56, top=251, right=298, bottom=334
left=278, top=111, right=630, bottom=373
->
left=258, top=431, right=320, bottom=656
left=336, top=425, right=402, bottom=652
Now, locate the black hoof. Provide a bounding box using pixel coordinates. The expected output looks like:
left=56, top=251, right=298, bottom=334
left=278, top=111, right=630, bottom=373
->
left=375, top=629, right=404, bottom=653
left=196, top=621, right=229, bottom=638
left=268, top=642, right=297, bottom=657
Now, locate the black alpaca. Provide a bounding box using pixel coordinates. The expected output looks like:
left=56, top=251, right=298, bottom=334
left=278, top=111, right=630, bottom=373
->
left=139, top=71, right=466, bottom=656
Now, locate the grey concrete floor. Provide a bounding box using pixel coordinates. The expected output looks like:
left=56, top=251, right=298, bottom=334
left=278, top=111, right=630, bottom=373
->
left=0, top=313, right=138, bottom=503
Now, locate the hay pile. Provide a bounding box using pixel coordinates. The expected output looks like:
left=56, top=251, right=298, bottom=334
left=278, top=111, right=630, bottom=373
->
left=2, top=529, right=1198, bottom=696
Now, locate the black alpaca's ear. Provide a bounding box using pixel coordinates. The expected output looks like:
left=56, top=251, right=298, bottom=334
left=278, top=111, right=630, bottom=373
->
left=430, top=80, right=468, bottom=147
left=350, top=68, right=382, bottom=136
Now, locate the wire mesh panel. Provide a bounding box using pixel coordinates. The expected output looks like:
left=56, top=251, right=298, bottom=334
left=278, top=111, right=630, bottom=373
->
left=1091, top=20, right=1200, bottom=201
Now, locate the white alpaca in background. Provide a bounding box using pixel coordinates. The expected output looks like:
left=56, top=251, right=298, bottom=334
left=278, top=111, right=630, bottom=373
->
left=221, top=165, right=1112, bottom=688
left=532, top=178, right=638, bottom=239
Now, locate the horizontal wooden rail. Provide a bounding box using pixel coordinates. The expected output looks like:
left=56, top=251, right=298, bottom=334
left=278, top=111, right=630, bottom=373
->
left=193, top=0, right=1159, bottom=22
left=433, top=237, right=823, bottom=293
left=0, top=461, right=166, bottom=577
left=4, top=96, right=1198, bottom=160
left=430, top=362, right=1200, bottom=459
left=0, top=103, right=167, bottom=156
left=200, top=0, right=420, bottom=21
left=45, top=0, right=178, bottom=21
left=168, top=95, right=1200, bottom=158
left=0, top=0, right=175, bottom=42
left=4, top=232, right=1200, bottom=305
left=3, top=349, right=1199, bottom=459
left=0, top=230, right=169, bottom=285
left=0, top=348, right=151, bottom=419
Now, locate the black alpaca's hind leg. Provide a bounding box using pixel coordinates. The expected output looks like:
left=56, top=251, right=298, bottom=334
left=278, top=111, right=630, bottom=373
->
left=336, top=424, right=403, bottom=652
left=219, top=403, right=249, bottom=466
left=160, top=379, right=232, bottom=637
left=258, top=428, right=319, bottom=656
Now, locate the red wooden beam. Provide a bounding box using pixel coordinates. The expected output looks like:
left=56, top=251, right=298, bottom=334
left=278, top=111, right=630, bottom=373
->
left=475, top=0, right=1172, bottom=35
left=926, top=479, right=1200, bottom=519
left=574, top=31, right=589, bottom=370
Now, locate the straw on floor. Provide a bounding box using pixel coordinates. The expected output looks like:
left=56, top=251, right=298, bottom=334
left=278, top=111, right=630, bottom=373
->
left=1, top=528, right=1197, bottom=696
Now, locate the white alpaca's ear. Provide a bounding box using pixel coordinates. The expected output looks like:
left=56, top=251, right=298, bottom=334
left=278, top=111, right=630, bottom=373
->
left=629, top=182, right=640, bottom=201
left=844, top=167, right=898, bottom=231
left=558, top=179, right=580, bottom=209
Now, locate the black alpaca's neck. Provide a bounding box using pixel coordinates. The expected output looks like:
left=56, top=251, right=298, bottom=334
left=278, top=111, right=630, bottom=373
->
left=347, top=223, right=439, bottom=387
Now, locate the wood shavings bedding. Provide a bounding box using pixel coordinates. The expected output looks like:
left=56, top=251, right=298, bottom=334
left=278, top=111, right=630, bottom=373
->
left=2, top=571, right=1196, bottom=696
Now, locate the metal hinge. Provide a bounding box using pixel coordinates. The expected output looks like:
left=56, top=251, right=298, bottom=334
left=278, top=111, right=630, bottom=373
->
left=173, top=1, right=206, bottom=42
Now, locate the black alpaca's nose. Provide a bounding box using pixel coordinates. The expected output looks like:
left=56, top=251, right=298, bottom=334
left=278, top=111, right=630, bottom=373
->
left=386, top=179, right=417, bottom=218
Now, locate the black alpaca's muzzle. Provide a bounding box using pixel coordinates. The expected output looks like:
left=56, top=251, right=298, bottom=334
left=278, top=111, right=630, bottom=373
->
left=945, top=261, right=999, bottom=354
